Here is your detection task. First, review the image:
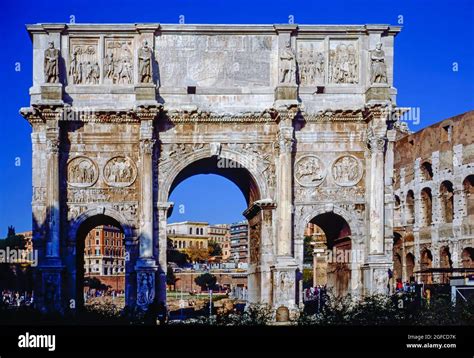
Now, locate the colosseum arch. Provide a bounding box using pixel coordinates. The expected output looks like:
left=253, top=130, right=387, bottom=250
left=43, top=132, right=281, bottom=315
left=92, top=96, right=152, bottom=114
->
left=439, top=180, right=454, bottom=223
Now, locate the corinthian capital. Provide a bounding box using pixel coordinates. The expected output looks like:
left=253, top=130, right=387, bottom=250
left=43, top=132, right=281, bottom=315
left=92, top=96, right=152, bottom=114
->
left=277, top=127, right=294, bottom=153
left=366, top=127, right=386, bottom=153
left=140, top=138, right=156, bottom=155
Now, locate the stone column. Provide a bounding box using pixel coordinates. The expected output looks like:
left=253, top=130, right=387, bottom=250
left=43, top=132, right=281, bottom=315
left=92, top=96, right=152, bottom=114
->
left=362, top=107, right=392, bottom=295
left=35, top=108, right=65, bottom=313
left=276, top=121, right=294, bottom=257
left=272, top=109, right=298, bottom=310
left=45, top=114, right=61, bottom=262
left=135, top=109, right=159, bottom=309
left=156, top=201, right=173, bottom=304
left=367, top=124, right=386, bottom=255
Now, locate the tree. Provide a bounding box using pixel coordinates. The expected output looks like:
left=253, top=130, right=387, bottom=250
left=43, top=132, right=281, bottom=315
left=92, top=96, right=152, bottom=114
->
left=84, top=277, right=109, bottom=291
left=194, top=273, right=217, bottom=291
left=166, top=239, right=188, bottom=266
left=208, top=241, right=222, bottom=257
left=185, top=246, right=209, bottom=263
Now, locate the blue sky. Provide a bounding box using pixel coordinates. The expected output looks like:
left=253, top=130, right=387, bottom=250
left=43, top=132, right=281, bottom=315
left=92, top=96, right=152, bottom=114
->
left=0, top=0, right=473, bottom=232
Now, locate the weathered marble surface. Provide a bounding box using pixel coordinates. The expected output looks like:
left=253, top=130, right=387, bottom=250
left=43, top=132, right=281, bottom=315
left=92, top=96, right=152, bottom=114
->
left=21, top=23, right=402, bottom=313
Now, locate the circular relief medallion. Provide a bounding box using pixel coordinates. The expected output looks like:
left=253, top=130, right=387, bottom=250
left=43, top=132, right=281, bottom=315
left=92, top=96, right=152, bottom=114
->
left=103, top=156, right=137, bottom=187
left=331, top=155, right=363, bottom=187
left=67, top=156, right=98, bottom=188
left=295, top=155, right=326, bottom=187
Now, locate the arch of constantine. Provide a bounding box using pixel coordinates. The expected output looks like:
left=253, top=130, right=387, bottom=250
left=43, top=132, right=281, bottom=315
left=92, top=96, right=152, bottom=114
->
left=20, top=22, right=405, bottom=313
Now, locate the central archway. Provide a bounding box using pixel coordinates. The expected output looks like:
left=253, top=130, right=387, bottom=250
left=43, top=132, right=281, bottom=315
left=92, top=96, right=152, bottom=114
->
left=157, top=150, right=270, bottom=305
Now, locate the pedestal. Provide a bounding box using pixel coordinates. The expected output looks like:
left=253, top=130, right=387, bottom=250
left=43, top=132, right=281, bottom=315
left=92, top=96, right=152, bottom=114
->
left=365, top=84, right=390, bottom=101
left=135, top=259, right=158, bottom=309
left=362, top=257, right=391, bottom=296
left=135, top=83, right=157, bottom=103
left=271, top=256, right=298, bottom=310
left=274, top=85, right=298, bottom=108
left=40, top=83, right=63, bottom=104
left=36, top=265, right=64, bottom=314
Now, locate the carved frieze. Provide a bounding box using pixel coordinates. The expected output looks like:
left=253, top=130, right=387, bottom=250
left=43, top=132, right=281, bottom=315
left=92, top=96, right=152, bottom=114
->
left=103, top=156, right=137, bottom=187
left=69, top=38, right=100, bottom=85
left=67, top=187, right=138, bottom=203
left=137, top=271, right=155, bottom=307
left=249, top=220, right=261, bottom=264
left=297, top=41, right=325, bottom=86
left=332, top=155, right=363, bottom=187
left=67, top=156, right=99, bottom=188
left=295, top=185, right=365, bottom=203
left=104, top=38, right=134, bottom=84
left=329, top=40, right=359, bottom=84
left=295, top=155, right=326, bottom=187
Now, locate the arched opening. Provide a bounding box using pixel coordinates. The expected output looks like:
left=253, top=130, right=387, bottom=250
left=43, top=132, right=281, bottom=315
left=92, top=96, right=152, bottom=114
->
left=406, top=190, right=415, bottom=225
left=394, top=195, right=402, bottom=226
left=420, top=161, right=433, bottom=181
left=420, top=188, right=432, bottom=226
left=461, top=247, right=474, bottom=268
left=75, top=214, right=126, bottom=309
left=463, top=175, right=474, bottom=216
left=164, top=155, right=262, bottom=311
left=439, top=246, right=452, bottom=283
left=304, top=212, right=352, bottom=298
left=392, top=233, right=403, bottom=282
left=439, top=181, right=454, bottom=223
left=406, top=253, right=415, bottom=283
left=420, top=248, right=433, bottom=284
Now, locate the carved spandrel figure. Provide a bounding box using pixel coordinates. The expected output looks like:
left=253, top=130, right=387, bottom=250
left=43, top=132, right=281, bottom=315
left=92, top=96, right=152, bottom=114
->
left=44, top=41, right=59, bottom=83
left=138, top=40, right=153, bottom=83
left=279, top=40, right=296, bottom=84
left=370, top=42, right=387, bottom=83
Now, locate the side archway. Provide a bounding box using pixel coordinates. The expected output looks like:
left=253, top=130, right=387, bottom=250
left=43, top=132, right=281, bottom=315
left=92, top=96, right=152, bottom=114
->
left=66, top=207, right=137, bottom=309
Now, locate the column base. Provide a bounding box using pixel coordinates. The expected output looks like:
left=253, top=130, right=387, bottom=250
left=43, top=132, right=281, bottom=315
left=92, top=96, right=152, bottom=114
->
left=36, top=264, right=65, bottom=314
left=135, top=259, right=158, bottom=309
left=274, top=85, right=298, bottom=108
left=39, top=83, right=63, bottom=104
left=134, top=84, right=157, bottom=104
left=361, top=257, right=392, bottom=296
left=365, top=84, right=390, bottom=101
left=271, top=256, right=298, bottom=312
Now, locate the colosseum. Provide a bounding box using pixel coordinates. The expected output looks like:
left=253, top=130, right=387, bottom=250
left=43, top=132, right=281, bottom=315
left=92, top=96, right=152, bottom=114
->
left=392, top=110, right=474, bottom=285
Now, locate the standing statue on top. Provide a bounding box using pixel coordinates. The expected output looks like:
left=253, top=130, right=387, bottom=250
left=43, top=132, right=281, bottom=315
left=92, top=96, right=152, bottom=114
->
left=138, top=40, right=153, bottom=83
left=279, top=40, right=296, bottom=84
left=44, top=41, right=60, bottom=83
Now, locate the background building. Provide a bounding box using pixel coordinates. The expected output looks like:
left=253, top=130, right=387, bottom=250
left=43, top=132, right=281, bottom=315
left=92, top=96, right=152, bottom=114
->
left=84, top=225, right=125, bottom=290
left=167, top=221, right=209, bottom=251
left=392, top=110, right=474, bottom=284
left=208, top=224, right=230, bottom=245
left=230, top=221, right=249, bottom=264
